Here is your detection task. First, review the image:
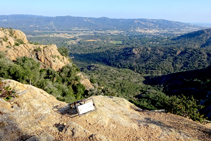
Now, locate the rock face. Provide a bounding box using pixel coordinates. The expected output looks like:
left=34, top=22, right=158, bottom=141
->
left=0, top=80, right=210, bottom=141
left=0, top=28, right=70, bottom=71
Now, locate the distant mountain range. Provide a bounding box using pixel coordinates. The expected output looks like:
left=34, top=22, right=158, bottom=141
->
left=0, top=14, right=205, bottom=35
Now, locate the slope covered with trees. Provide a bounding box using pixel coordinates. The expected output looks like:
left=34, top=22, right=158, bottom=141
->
left=72, top=47, right=211, bottom=75
left=144, top=66, right=211, bottom=119
left=0, top=51, right=86, bottom=103
left=169, top=28, right=211, bottom=48
left=77, top=63, right=209, bottom=122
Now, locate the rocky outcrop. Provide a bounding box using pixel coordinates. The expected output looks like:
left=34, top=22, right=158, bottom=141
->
left=0, top=28, right=70, bottom=71
left=0, top=80, right=210, bottom=141
left=77, top=72, right=94, bottom=90
left=0, top=28, right=93, bottom=90
left=13, top=30, right=28, bottom=44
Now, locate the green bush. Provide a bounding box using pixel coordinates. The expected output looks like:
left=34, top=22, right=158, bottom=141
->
left=134, top=92, right=206, bottom=123
left=15, top=57, right=40, bottom=84
left=162, top=95, right=205, bottom=122
left=58, top=47, right=69, bottom=57
left=9, top=64, right=27, bottom=82
left=34, top=42, right=39, bottom=45
left=14, top=42, right=20, bottom=46
left=73, top=83, right=85, bottom=100
left=0, top=81, right=17, bottom=101
left=34, top=47, right=41, bottom=52
left=90, top=76, right=96, bottom=83
left=9, top=28, right=13, bottom=36
left=0, top=55, right=85, bottom=103
left=3, top=36, right=8, bottom=42
left=17, top=39, right=24, bottom=44
left=0, top=51, right=5, bottom=59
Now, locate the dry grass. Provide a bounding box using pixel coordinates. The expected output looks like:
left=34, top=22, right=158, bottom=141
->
left=86, top=39, right=97, bottom=42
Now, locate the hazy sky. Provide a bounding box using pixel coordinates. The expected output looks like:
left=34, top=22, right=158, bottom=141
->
left=1, top=0, right=211, bottom=23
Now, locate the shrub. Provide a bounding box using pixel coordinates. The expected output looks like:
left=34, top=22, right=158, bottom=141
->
left=15, top=57, right=40, bottom=84
left=14, top=42, right=20, bottom=46
left=0, top=81, right=17, bottom=101
left=0, top=55, right=85, bottom=104
left=90, top=76, right=96, bottom=83
left=73, top=83, right=85, bottom=99
left=0, top=51, right=5, bottom=59
left=34, top=42, right=39, bottom=45
left=17, top=39, right=24, bottom=44
left=134, top=91, right=206, bottom=123
left=3, top=36, right=8, bottom=42
left=29, top=42, right=39, bottom=45
left=57, top=97, right=65, bottom=101
left=34, top=47, right=41, bottom=52
left=9, top=28, right=13, bottom=36
left=58, top=47, right=69, bottom=57
left=162, top=95, right=205, bottom=122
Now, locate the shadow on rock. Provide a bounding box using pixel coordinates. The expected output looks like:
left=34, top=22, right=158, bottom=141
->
left=0, top=114, right=31, bottom=141
left=52, top=104, right=79, bottom=118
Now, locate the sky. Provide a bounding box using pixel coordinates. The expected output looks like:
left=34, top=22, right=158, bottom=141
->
left=1, top=0, right=211, bottom=23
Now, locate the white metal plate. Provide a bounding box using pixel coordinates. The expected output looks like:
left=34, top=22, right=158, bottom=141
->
left=77, top=102, right=95, bottom=114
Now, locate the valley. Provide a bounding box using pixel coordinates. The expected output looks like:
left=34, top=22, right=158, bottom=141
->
left=25, top=24, right=211, bottom=121
left=1, top=0, right=211, bottom=139
left=0, top=15, right=211, bottom=141
left=1, top=15, right=211, bottom=123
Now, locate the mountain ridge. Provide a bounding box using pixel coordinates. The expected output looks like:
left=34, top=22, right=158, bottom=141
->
left=0, top=15, right=205, bottom=35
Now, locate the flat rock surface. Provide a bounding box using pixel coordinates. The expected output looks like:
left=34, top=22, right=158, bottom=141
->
left=0, top=80, right=210, bottom=141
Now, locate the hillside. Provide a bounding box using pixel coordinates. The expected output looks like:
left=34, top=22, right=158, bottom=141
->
left=0, top=15, right=204, bottom=35
left=144, top=66, right=211, bottom=99
left=170, top=28, right=211, bottom=48
left=0, top=80, right=210, bottom=141
left=0, top=27, right=95, bottom=103
left=72, top=47, right=211, bottom=75
left=144, top=67, right=211, bottom=119
left=68, top=29, right=211, bottom=75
